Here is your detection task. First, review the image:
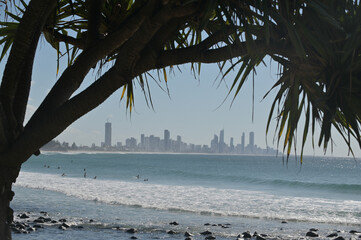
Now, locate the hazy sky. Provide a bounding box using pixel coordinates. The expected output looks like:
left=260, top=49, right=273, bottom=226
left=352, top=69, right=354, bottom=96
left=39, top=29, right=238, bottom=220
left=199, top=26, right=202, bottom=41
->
left=1, top=38, right=360, bottom=158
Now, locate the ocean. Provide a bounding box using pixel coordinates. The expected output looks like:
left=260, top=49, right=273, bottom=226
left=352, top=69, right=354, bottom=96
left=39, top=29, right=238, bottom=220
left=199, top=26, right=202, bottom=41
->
left=11, top=153, right=361, bottom=240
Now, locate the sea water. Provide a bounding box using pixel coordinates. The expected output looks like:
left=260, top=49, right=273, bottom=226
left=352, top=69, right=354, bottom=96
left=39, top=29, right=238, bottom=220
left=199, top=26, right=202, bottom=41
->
left=11, top=153, right=361, bottom=239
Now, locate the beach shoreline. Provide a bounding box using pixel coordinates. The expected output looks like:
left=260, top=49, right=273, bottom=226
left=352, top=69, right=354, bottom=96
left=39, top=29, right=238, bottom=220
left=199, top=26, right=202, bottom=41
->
left=12, top=153, right=361, bottom=240
left=11, top=206, right=361, bottom=240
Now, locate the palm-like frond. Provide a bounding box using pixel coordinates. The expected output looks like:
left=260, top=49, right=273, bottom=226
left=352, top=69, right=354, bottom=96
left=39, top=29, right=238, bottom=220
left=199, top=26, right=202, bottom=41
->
left=1, top=0, right=360, bottom=159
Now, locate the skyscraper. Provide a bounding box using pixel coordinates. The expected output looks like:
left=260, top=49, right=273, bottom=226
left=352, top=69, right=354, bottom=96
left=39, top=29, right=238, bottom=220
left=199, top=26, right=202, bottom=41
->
left=211, top=134, right=218, bottom=153
left=249, top=131, right=254, bottom=153
left=219, top=129, right=224, bottom=153
left=241, top=132, right=245, bottom=153
left=164, top=129, right=170, bottom=151
left=230, top=137, right=234, bottom=152
left=104, top=122, right=112, bottom=147
left=140, top=134, right=145, bottom=150
left=176, top=135, right=181, bottom=152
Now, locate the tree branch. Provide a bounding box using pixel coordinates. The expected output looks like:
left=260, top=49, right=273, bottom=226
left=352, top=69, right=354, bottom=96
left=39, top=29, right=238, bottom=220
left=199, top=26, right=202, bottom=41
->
left=44, top=28, right=86, bottom=49
left=0, top=0, right=57, bottom=144
left=152, top=39, right=290, bottom=71
left=26, top=0, right=157, bottom=130
left=86, top=0, right=105, bottom=48
left=198, top=26, right=238, bottom=50
left=2, top=65, right=128, bottom=166
left=0, top=103, right=8, bottom=152
left=114, top=2, right=198, bottom=74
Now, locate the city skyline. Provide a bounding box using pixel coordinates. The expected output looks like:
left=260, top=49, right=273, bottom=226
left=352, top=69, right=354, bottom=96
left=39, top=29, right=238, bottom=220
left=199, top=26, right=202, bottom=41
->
left=103, top=122, right=262, bottom=152
left=47, top=121, right=277, bottom=155
left=1, top=42, right=360, bottom=157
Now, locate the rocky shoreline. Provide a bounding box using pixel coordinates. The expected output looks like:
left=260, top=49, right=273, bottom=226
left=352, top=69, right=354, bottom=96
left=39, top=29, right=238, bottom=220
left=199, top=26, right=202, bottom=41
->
left=11, top=211, right=361, bottom=240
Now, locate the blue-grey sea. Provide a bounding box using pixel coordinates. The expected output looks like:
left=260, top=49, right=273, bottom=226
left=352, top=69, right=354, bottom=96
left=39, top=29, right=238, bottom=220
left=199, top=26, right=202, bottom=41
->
left=11, top=153, right=361, bottom=240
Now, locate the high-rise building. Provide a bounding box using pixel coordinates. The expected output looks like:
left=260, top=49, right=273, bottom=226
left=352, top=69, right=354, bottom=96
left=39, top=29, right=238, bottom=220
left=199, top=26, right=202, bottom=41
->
left=211, top=134, right=218, bottom=153
left=249, top=131, right=254, bottom=153
left=104, top=122, right=112, bottom=147
left=140, top=134, right=145, bottom=150
left=149, top=135, right=156, bottom=151
left=176, top=135, right=181, bottom=152
left=241, top=132, right=245, bottom=153
left=164, top=129, right=170, bottom=151
left=126, top=137, right=137, bottom=149
left=219, top=129, right=224, bottom=153
left=230, top=137, right=234, bottom=152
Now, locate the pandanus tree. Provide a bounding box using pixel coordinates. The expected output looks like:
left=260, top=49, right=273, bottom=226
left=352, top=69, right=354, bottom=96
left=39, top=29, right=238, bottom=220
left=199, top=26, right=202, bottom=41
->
left=1, top=0, right=361, bottom=239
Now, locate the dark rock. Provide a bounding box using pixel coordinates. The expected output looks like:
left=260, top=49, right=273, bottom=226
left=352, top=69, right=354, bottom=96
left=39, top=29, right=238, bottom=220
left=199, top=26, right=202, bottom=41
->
left=40, top=211, right=48, bottom=215
left=281, top=220, right=287, bottom=224
left=306, top=231, right=319, bottom=237
left=61, top=223, right=70, bottom=228
left=15, top=223, right=25, bottom=229
left=33, top=224, right=42, bottom=229
left=43, top=217, right=52, bottom=222
left=59, top=218, right=67, bottom=222
left=212, top=224, right=217, bottom=226
left=77, top=226, right=84, bottom=229
left=185, top=237, right=192, bottom=240
left=309, top=228, right=318, bottom=232
left=221, top=225, right=230, bottom=228
left=358, top=235, right=361, bottom=238
left=333, top=237, right=345, bottom=240
left=167, top=230, right=177, bottom=234
left=205, top=236, right=216, bottom=240
left=185, top=231, right=194, bottom=237
left=327, top=233, right=338, bottom=238
left=27, top=227, right=36, bottom=232
left=51, top=220, right=58, bottom=224
left=243, top=231, right=252, bottom=238
left=130, top=237, right=138, bottom=239
left=204, top=223, right=211, bottom=226
left=89, top=219, right=94, bottom=223
left=126, top=228, right=137, bottom=234
left=256, top=235, right=267, bottom=240
left=59, top=225, right=67, bottom=231
left=11, top=229, right=21, bottom=234
left=169, top=221, right=179, bottom=225
left=350, top=230, right=359, bottom=234
left=33, top=218, right=44, bottom=223
left=253, top=231, right=258, bottom=236
left=14, top=228, right=28, bottom=234
left=201, top=230, right=213, bottom=235
left=19, top=213, right=30, bottom=219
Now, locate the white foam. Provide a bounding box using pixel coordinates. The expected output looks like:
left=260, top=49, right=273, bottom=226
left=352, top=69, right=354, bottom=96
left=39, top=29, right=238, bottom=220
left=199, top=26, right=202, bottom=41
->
left=15, top=171, right=361, bottom=225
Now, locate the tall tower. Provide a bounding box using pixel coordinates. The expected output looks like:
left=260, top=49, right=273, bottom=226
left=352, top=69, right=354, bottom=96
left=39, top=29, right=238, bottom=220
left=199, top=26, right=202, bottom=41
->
left=164, top=129, right=170, bottom=151
left=241, top=132, right=245, bottom=153
left=211, top=134, right=218, bottom=153
left=249, top=131, right=254, bottom=153
left=140, top=134, right=145, bottom=150
left=219, top=129, right=224, bottom=153
left=176, top=135, right=181, bottom=152
left=105, top=121, right=112, bottom=147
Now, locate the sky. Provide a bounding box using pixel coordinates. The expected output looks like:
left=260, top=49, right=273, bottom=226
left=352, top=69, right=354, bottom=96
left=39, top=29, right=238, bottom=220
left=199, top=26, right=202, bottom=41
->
left=1, top=36, right=361, bottom=158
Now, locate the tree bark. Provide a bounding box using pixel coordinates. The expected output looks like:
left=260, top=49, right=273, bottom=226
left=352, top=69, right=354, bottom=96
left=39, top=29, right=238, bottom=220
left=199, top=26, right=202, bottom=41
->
left=0, top=165, right=20, bottom=240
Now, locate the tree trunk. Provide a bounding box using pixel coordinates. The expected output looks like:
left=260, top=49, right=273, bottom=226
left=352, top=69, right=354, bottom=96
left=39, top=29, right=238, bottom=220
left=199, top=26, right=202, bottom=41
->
left=0, top=166, right=20, bottom=240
